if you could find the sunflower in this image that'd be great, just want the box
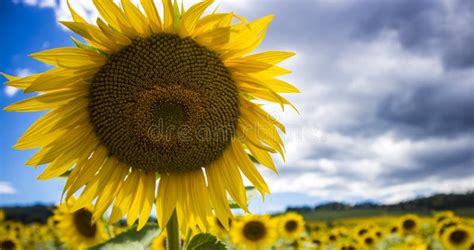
[442,225,473,250]
[278,212,305,240]
[53,197,109,249]
[389,224,400,234]
[399,214,421,235]
[435,217,460,239]
[3,0,297,233]
[359,232,377,249]
[309,232,327,250]
[434,211,455,224]
[230,215,277,250]
[0,209,4,222]
[0,235,21,250]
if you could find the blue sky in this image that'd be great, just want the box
[1,0,473,213]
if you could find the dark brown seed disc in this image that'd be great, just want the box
[284,220,298,232]
[88,33,239,173]
[243,221,267,241]
[73,208,97,238]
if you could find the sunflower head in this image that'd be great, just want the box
[278,212,306,240]
[4,0,297,233]
[231,215,277,250]
[399,214,421,235]
[0,235,21,250]
[442,225,472,249]
[53,198,109,249]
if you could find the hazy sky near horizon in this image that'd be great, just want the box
[0,0,473,213]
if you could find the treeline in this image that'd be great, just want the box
[1,204,54,224]
[286,192,474,213]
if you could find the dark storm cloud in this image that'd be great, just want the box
[379,145,474,185]
[351,0,474,69]
[377,81,474,138]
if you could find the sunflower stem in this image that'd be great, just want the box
[166,210,180,250]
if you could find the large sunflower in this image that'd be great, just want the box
[52,198,109,248]
[3,0,297,232]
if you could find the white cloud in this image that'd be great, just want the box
[13,0,56,8]
[4,68,33,97]
[0,182,16,194]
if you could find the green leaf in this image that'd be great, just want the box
[69,36,108,57]
[90,224,160,250]
[173,0,182,31]
[185,233,226,250]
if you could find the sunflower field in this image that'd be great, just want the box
[1,207,474,250]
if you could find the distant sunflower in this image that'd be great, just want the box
[278,212,305,240]
[53,198,109,249]
[231,215,277,250]
[359,232,377,249]
[434,211,455,224]
[0,235,21,250]
[3,0,297,232]
[436,217,460,239]
[442,225,472,250]
[389,224,400,234]
[399,214,421,235]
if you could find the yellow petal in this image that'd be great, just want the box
[25,68,86,93]
[205,164,232,230]
[60,21,119,53]
[162,0,174,32]
[230,140,270,195]
[121,0,151,37]
[246,142,277,173]
[67,0,87,23]
[138,172,156,230]
[140,0,162,33]
[3,73,40,90]
[96,18,132,47]
[244,51,295,65]
[30,48,106,68]
[156,173,178,228]
[178,0,213,37]
[4,89,87,112]
[93,162,128,221]
[127,171,146,226]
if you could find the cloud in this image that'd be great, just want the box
[13,0,56,8]
[4,68,33,97]
[0,182,16,194]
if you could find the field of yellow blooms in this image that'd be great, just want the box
[1,208,473,250]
